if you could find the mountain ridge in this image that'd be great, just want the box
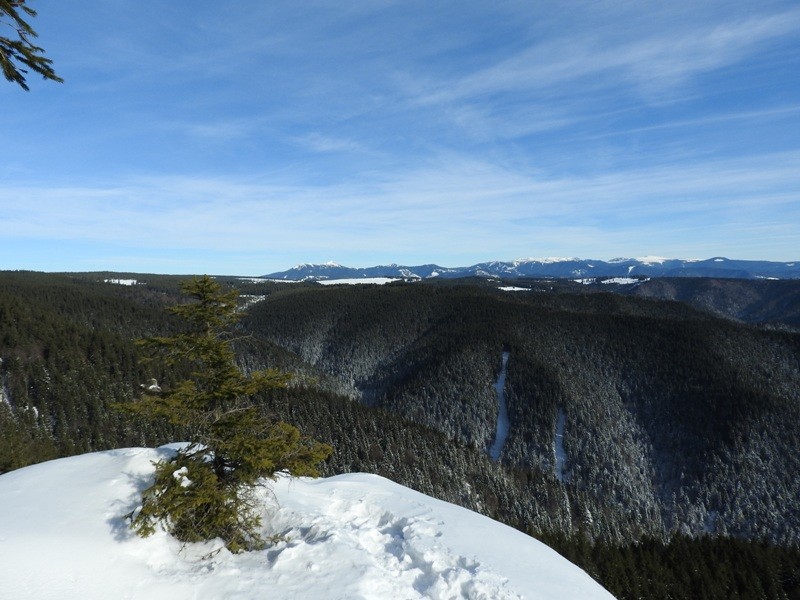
[263,257,800,281]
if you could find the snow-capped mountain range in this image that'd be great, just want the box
[264,257,800,281]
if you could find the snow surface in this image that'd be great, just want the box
[294,262,343,269]
[0,448,614,600]
[514,257,579,264]
[318,278,399,285]
[600,277,647,285]
[104,278,138,286]
[635,256,669,264]
[498,286,530,292]
[575,277,646,286]
[238,277,300,284]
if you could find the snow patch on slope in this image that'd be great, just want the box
[601,277,648,285]
[515,257,579,264]
[635,256,669,265]
[238,294,267,310]
[104,278,139,286]
[318,277,398,286]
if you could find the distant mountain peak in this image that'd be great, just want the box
[514,257,581,264]
[635,256,670,264]
[264,257,800,281]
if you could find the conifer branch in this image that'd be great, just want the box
[0,0,62,90]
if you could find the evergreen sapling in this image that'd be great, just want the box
[122,275,332,553]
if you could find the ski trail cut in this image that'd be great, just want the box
[555,408,569,483]
[489,351,510,462]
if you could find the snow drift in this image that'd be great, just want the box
[0,447,614,599]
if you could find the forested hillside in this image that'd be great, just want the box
[2,271,799,599]
[244,282,800,546]
[490,276,800,329]
[0,272,179,470]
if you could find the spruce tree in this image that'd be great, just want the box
[1,1,62,90]
[122,276,331,553]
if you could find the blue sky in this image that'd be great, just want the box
[2,0,799,275]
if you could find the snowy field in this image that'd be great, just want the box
[104,278,139,286]
[0,447,614,599]
[318,278,399,285]
[574,277,647,285]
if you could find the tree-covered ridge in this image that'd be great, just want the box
[0,273,177,470]
[541,533,800,600]
[623,277,800,329]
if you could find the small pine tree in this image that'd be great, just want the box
[122,276,332,553]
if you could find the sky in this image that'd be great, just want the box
[2,0,799,275]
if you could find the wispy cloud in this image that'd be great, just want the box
[413,6,800,104]
[292,133,367,154]
[574,104,800,141]
[167,118,266,140]
[395,4,800,146]
[3,1,799,272]
[2,149,798,271]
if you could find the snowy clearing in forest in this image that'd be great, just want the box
[318,278,399,285]
[601,277,648,285]
[104,278,138,286]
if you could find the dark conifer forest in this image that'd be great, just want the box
[1,271,799,599]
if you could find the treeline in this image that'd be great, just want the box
[507,276,800,329]
[628,277,800,329]
[0,272,323,472]
[0,272,187,471]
